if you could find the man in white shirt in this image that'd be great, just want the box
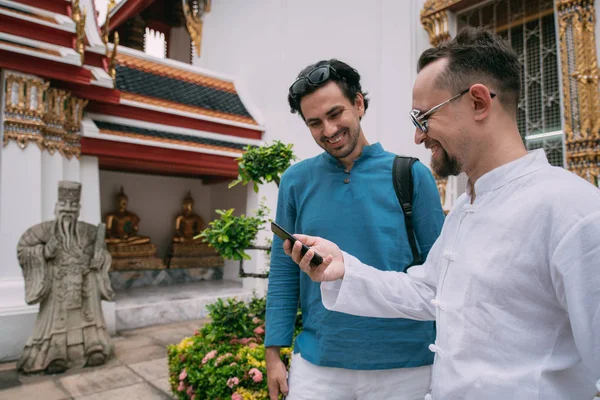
[282,27,600,400]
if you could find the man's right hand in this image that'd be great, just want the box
[284,234,345,282]
[266,347,288,400]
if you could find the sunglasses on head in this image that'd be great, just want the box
[289,65,339,99]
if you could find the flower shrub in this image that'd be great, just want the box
[168,296,302,400]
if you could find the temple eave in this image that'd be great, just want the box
[81,137,240,179]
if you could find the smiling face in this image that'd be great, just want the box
[412,58,471,178]
[299,81,366,162]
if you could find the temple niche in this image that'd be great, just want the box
[104,187,164,270]
[168,191,223,269]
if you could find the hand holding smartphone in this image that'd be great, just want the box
[271,221,323,267]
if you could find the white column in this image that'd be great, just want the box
[0,143,43,281]
[0,70,5,230]
[81,152,115,334]
[80,156,101,224]
[41,151,62,221]
[63,155,81,182]
[0,142,43,360]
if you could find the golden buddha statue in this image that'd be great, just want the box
[168,191,223,269]
[104,187,164,270]
[105,187,150,246]
[173,191,205,244]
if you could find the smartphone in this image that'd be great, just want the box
[271,221,323,266]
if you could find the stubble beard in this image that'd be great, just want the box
[323,124,361,161]
[432,147,462,178]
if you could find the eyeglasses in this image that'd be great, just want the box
[289,65,338,99]
[409,88,496,133]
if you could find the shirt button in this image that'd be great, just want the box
[344,178,350,184]
[428,344,438,353]
[424,394,433,400]
[430,298,444,310]
[344,169,350,173]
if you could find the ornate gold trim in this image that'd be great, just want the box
[422,11,451,46]
[557,0,600,184]
[72,0,85,64]
[108,32,119,81]
[3,74,87,159]
[3,74,49,149]
[183,0,212,57]
[102,4,111,45]
[421,0,466,45]
[2,130,44,149]
[421,0,464,18]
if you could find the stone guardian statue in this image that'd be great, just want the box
[16,181,114,374]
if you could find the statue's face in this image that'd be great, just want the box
[117,197,127,212]
[55,199,80,223]
[183,201,193,216]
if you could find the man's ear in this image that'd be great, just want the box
[469,84,493,121]
[354,93,365,118]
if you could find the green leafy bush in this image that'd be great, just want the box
[229,141,296,192]
[168,296,302,400]
[199,202,269,261]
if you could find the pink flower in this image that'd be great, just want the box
[177,381,186,392]
[216,353,233,366]
[253,326,265,335]
[179,369,187,381]
[202,349,218,364]
[252,317,262,324]
[191,395,197,400]
[226,376,240,389]
[238,338,252,345]
[248,368,263,383]
[229,362,238,367]
[186,386,194,396]
[232,394,243,400]
[248,342,258,349]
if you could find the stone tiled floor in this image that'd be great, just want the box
[0,319,206,400]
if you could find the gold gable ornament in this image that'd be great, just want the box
[183,0,212,58]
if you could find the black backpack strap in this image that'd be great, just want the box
[392,156,422,268]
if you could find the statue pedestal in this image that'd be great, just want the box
[167,243,224,269]
[107,243,165,271]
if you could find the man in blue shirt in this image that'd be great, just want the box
[265,59,444,400]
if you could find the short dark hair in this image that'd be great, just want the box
[417,27,521,113]
[288,59,370,119]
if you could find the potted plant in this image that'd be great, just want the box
[198,201,271,278]
[199,141,297,278]
[229,140,296,192]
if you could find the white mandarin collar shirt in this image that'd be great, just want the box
[321,150,600,400]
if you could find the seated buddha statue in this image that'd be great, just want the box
[173,191,205,244]
[105,187,151,246]
[169,191,222,269]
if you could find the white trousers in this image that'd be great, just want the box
[286,353,432,400]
